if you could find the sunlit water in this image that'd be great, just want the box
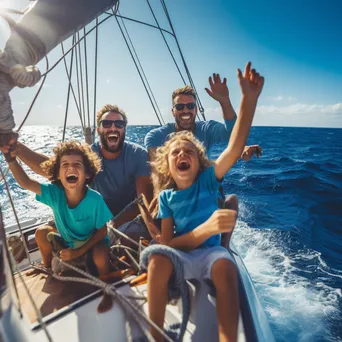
[0,125,341,342]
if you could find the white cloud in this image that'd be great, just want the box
[257,103,342,116]
[268,96,297,102]
[269,96,283,101]
[203,103,342,128]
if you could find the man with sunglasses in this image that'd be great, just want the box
[145,73,262,161]
[91,104,152,224]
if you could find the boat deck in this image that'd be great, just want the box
[15,268,98,324]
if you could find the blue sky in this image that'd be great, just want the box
[1,0,341,127]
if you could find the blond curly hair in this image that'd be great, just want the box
[96,104,128,127]
[40,141,102,187]
[150,131,212,217]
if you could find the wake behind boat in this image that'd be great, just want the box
[0,1,274,341]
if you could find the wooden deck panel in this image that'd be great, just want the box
[15,269,97,323]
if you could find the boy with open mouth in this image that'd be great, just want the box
[5,140,113,278]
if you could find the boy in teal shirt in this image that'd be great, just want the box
[6,140,113,276]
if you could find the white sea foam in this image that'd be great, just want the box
[233,220,341,341]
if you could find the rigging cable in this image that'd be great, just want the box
[61,36,80,141]
[83,27,91,127]
[93,17,99,137]
[117,10,165,125]
[76,32,86,127]
[145,0,202,122]
[16,56,49,132]
[0,209,53,342]
[111,14,175,37]
[113,10,163,126]
[145,0,186,85]
[159,0,206,120]
[40,12,116,78]
[74,37,85,128]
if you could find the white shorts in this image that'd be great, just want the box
[175,246,236,282]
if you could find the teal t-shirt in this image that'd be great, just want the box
[144,119,237,153]
[36,184,113,248]
[157,166,222,247]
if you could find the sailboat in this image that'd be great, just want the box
[0,1,274,341]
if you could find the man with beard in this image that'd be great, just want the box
[144,73,262,161]
[143,72,262,246]
[1,104,153,238]
[92,104,152,225]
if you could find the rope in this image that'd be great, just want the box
[0,72,15,133]
[145,0,187,86]
[7,235,26,263]
[75,34,85,127]
[16,56,49,132]
[0,210,53,342]
[140,244,190,342]
[83,27,91,128]
[114,11,163,126]
[61,37,84,137]
[93,17,99,141]
[0,164,31,264]
[77,31,86,128]
[117,10,165,126]
[112,14,174,37]
[38,252,171,342]
[160,0,206,120]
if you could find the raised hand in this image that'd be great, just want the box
[205,73,230,104]
[241,145,262,161]
[237,62,264,99]
[0,132,18,162]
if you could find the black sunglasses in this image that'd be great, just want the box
[100,119,126,129]
[173,102,196,111]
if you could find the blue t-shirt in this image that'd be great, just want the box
[36,184,113,248]
[91,141,150,216]
[157,166,222,247]
[144,119,236,152]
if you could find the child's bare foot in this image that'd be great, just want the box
[97,293,113,313]
[26,263,51,276]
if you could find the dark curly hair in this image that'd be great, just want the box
[40,141,102,187]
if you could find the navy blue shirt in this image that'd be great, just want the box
[91,141,150,216]
[144,119,236,152]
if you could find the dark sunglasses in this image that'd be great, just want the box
[173,102,196,111]
[100,119,126,129]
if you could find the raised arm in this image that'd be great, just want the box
[214,62,264,180]
[7,158,41,195]
[0,138,49,177]
[15,142,49,177]
[205,73,237,121]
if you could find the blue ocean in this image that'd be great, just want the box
[0,125,341,342]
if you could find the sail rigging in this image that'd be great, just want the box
[0,0,205,146]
